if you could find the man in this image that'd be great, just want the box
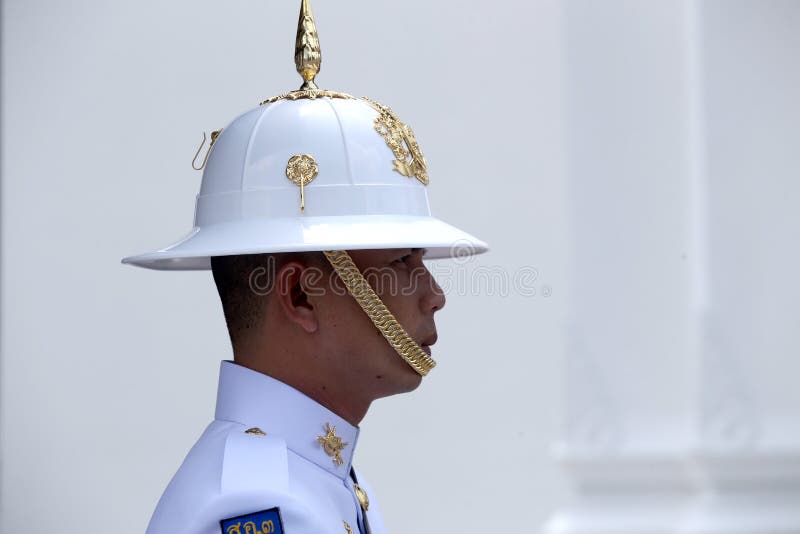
[212,250,443,424]
[123,1,486,532]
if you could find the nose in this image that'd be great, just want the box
[420,266,446,313]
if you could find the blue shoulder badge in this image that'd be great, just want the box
[220,507,284,534]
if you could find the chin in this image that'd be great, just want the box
[396,368,424,393]
[373,357,424,397]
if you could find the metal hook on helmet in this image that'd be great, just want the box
[191,129,223,171]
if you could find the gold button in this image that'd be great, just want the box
[354,483,369,512]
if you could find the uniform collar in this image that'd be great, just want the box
[214,360,360,480]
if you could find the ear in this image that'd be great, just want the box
[275,260,319,333]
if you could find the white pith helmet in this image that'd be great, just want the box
[121,4,487,271]
[123,95,487,270]
[122,0,488,376]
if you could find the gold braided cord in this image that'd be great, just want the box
[323,250,436,376]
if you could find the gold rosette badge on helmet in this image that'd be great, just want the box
[285,154,319,213]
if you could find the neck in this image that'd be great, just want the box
[234,350,371,426]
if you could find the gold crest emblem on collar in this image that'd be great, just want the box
[317,422,349,466]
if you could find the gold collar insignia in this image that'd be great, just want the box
[317,422,349,466]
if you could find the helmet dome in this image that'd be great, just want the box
[123,94,487,270]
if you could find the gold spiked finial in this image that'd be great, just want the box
[295,0,321,90]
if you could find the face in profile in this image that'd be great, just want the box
[311,248,446,396]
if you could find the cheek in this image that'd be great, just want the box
[372,268,413,304]
[377,290,420,327]
[322,268,422,348]
[318,293,375,340]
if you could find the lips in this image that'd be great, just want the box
[420,332,437,355]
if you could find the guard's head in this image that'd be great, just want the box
[210,248,445,397]
[119,0,486,425]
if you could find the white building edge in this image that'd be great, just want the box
[547,1,800,532]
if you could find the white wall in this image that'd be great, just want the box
[0,1,567,532]
[549,1,800,532]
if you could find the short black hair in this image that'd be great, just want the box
[210,252,327,346]
[210,254,269,343]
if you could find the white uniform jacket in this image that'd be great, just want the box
[146,361,387,534]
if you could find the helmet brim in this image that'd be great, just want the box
[121,215,488,271]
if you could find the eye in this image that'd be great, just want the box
[392,254,412,266]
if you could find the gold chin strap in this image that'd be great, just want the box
[323,250,436,376]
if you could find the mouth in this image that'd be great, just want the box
[420,333,438,356]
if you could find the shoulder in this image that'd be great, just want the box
[147,421,319,534]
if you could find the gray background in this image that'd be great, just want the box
[1,0,567,532]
